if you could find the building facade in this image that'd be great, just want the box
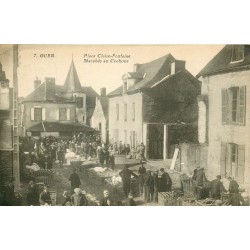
[197,45,250,191]
[21,60,98,138]
[108,54,200,160]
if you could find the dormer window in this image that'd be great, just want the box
[231,45,244,63]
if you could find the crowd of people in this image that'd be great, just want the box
[191,166,246,206]
[20,133,103,169]
[118,164,172,204]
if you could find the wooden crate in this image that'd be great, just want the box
[158,192,181,206]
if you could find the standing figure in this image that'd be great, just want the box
[69,169,81,193]
[109,153,115,170]
[119,165,137,197]
[158,168,172,192]
[210,175,226,199]
[228,177,239,194]
[152,170,159,202]
[144,170,154,202]
[139,142,145,162]
[138,163,146,197]
[57,146,64,168]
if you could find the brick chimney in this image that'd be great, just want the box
[34,77,41,89]
[100,87,106,97]
[45,77,55,101]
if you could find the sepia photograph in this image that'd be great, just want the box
[0,44,249,206]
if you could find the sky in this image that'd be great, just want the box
[0,44,224,97]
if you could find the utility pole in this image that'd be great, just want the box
[12,44,20,188]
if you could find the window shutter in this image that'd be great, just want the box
[237,145,245,183]
[221,89,228,124]
[31,108,34,121]
[67,109,70,120]
[220,142,227,177]
[238,86,246,125]
[56,109,59,121]
[42,108,46,121]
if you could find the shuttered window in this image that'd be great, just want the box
[132,102,135,121]
[239,86,246,125]
[221,89,228,124]
[221,142,245,183]
[221,86,246,125]
[59,108,67,121]
[34,107,42,121]
[124,104,127,121]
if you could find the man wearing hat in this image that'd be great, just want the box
[158,168,172,192]
[210,175,226,199]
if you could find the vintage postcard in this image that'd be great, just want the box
[0,44,249,206]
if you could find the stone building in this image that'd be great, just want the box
[0,62,14,191]
[197,45,250,191]
[108,54,200,160]
[21,60,98,138]
[91,88,109,144]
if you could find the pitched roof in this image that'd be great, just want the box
[26,121,96,132]
[99,97,109,119]
[82,86,99,97]
[64,60,83,92]
[24,82,46,102]
[108,54,186,97]
[197,45,250,77]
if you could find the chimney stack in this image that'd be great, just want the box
[100,87,106,97]
[34,77,41,89]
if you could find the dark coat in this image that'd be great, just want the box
[229,180,239,194]
[193,169,207,186]
[27,184,40,205]
[210,179,226,199]
[119,168,137,183]
[159,172,172,192]
[69,173,81,189]
[144,173,154,188]
[152,173,159,191]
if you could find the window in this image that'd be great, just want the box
[132,102,135,121]
[220,143,245,183]
[34,107,42,121]
[76,97,84,108]
[59,108,67,121]
[231,45,244,63]
[124,103,127,121]
[221,86,246,125]
[116,104,119,120]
